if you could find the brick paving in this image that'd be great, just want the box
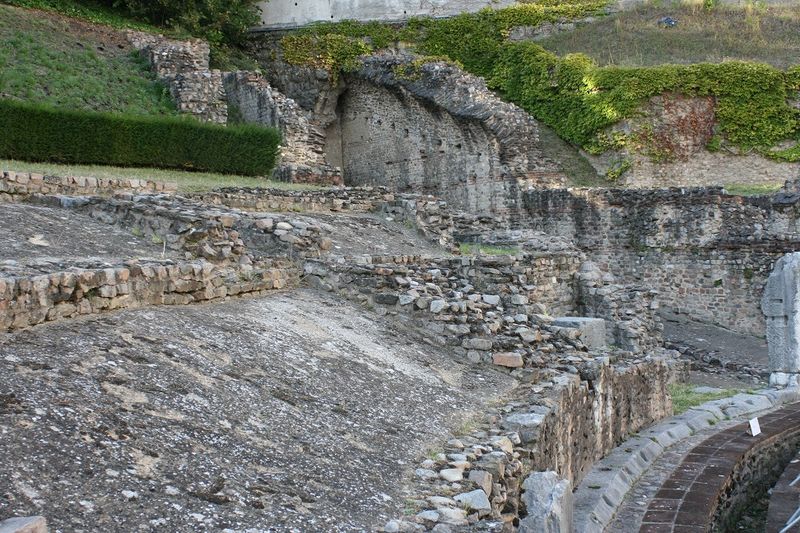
[639,402,800,532]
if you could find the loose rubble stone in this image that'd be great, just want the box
[454,489,491,513]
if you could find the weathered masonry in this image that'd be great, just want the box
[469,186,800,337]
[247,43,567,208]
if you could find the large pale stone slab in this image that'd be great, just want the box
[762,253,800,386]
[552,317,606,350]
[518,472,572,533]
[0,517,47,533]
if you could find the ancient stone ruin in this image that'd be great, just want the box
[3,7,800,533]
[763,253,800,387]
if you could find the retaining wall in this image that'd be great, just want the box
[519,187,800,336]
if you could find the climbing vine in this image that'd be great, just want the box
[279,0,800,159]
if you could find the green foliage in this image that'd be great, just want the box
[281,34,371,82]
[604,158,631,181]
[412,0,608,78]
[290,0,608,79]
[1,0,262,68]
[0,5,175,115]
[706,135,722,152]
[2,0,159,31]
[724,182,783,196]
[0,99,281,176]
[491,43,799,153]
[107,0,260,47]
[391,55,462,81]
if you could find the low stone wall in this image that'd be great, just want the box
[193,186,392,213]
[525,359,673,486]
[1,170,177,199]
[306,251,665,374]
[0,188,337,332]
[386,355,676,531]
[193,186,460,251]
[0,258,296,331]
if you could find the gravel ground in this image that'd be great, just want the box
[0,289,514,532]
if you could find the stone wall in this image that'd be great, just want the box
[1,170,176,199]
[517,187,800,336]
[306,251,664,362]
[126,31,228,124]
[526,358,673,486]
[0,186,340,332]
[0,258,295,331]
[386,356,675,531]
[247,40,566,211]
[339,53,565,214]
[223,71,343,184]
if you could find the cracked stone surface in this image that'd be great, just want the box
[0,203,176,268]
[0,289,515,532]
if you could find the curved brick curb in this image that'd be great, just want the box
[573,388,800,533]
[638,400,800,532]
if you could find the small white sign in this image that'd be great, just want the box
[748,417,761,437]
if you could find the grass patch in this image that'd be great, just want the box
[459,243,520,256]
[1,0,162,32]
[723,182,784,196]
[0,1,258,70]
[0,4,176,115]
[1,159,324,193]
[538,3,800,69]
[670,383,739,415]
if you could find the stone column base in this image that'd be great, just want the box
[770,372,800,387]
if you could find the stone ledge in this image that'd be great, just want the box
[0,258,298,332]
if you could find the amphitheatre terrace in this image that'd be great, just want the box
[2,0,800,532]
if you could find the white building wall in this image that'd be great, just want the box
[256,0,516,29]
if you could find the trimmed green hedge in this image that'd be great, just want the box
[0,99,281,175]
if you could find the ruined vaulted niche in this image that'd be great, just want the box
[331,80,499,210]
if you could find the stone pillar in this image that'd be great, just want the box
[762,252,800,387]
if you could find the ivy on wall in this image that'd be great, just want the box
[279,0,800,161]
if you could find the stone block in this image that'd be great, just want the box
[0,517,47,533]
[518,472,572,533]
[552,317,606,350]
[492,352,524,368]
